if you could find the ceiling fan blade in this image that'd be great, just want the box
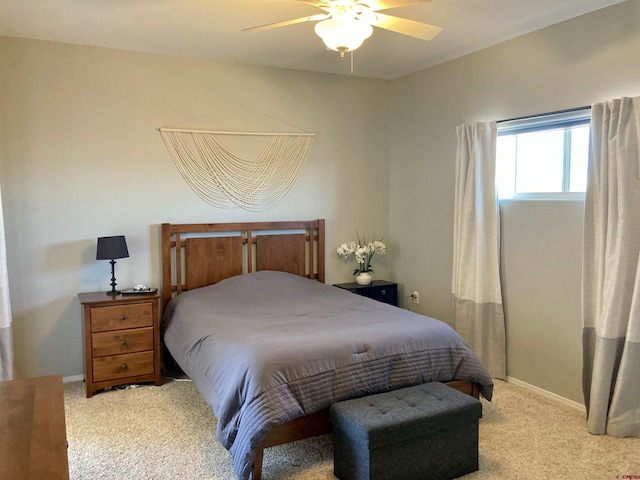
[370,12,442,41]
[243,13,330,33]
[296,0,332,12]
[364,0,432,12]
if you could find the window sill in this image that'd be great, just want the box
[499,192,585,202]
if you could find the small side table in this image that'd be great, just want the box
[333,280,398,306]
[78,291,163,397]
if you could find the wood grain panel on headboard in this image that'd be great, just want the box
[185,236,243,290]
[161,220,325,308]
[256,234,306,277]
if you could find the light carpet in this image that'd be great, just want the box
[63,379,639,479]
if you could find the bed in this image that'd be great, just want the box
[160,219,493,480]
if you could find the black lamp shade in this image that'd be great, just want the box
[96,236,129,260]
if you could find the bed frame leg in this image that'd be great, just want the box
[252,448,264,480]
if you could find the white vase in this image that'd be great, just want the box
[355,272,372,286]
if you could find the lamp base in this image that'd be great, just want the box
[105,259,121,296]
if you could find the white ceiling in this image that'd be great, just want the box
[0,0,628,79]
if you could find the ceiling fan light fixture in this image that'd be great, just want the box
[314,17,373,57]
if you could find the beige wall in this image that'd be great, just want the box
[389,0,640,403]
[0,37,390,378]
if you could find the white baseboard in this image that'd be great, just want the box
[63,374,84,383]
[507,376,585,411]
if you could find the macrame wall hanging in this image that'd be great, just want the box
[159,126,314,211]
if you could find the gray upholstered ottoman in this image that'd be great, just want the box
[329,382,482,480]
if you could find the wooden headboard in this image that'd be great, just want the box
[161,219,325,308]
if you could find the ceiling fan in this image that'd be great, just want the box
[243,0,442,58]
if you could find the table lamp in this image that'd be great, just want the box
[96,235,129,295]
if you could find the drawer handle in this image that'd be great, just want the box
[121,339,127,346]
[120,315,127,321]
[381,289,387,295]
[121,364,128,370]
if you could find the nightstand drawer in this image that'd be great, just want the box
[92,351,155,382]
[90,303,153,332]
[91,327,154,358]
[333,280,398,307]
[370,285,397,304]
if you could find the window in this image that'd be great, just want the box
[496,108,591,199]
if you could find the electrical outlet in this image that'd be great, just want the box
[412,291,419,304]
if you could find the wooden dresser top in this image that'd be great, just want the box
[0,375,69,480]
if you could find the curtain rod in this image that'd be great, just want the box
[498,105,591,124]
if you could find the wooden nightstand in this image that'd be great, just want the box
[333,280,398,306]
[78,292,163,398]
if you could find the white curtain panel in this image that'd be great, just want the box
[451,122,506,379]
[0,185,13,381]
[583,97,640,437]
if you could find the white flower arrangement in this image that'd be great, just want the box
[337,234,387,276]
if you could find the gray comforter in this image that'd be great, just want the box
[162,271,493,480]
